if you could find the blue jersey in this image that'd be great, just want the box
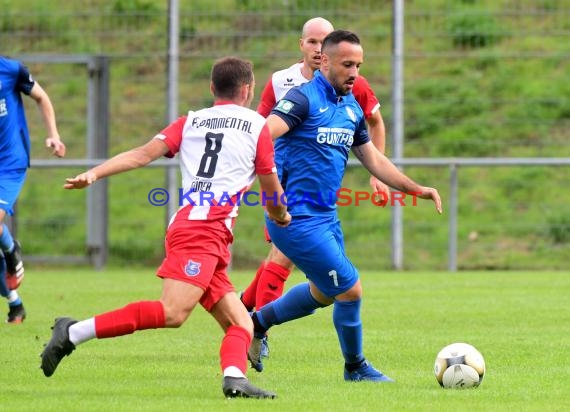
[0,56,35,171]
[271,70,369,217]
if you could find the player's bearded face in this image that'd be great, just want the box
[323,42,363,96]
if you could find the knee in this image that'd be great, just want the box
[270,246,294,270]
[168,315,186,328]
[337,281,362,301]
[162,303,192,328]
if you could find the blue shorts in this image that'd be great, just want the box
[0,169,27,215]
[265,213,359,298]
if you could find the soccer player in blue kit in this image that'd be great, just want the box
[0,56,66,323]
[248,30,443,382]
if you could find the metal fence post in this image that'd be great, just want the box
[391,0,405,270]
[86,55,109,270]
[166,0,180,227]
[449,163,458,271]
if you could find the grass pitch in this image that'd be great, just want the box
[1,268,569,411]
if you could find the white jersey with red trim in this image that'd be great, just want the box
[270,62,307,102]
[257,62,381,119]
[156,102,276,226]
[257,63,307,117]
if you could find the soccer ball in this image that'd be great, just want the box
[434,342,485,389]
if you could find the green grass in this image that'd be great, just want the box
[1,268,569,411]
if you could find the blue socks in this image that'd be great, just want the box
[0,224,15,253]
[252,282,365,367]
[333,299,365,365]
[255,282,324,332]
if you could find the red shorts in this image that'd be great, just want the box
[157,218,234,312]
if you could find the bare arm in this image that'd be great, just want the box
[258,172,291,227]
[64,138,170,189]
[255,117,291,225]
[365,109,390,197]
[352,142,442,214]
[366,110,386,154]
[29,82,66,157]
[266,114,291,140]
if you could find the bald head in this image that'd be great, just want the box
[299,17,335,75]
[301,17,334,39]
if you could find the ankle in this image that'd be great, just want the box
[251,312,267,335]
[345,358,366,372]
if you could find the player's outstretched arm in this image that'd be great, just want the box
[29,82,66,158]
[64,138,170,190]
[352,142,443,214]
[258,172,291,227]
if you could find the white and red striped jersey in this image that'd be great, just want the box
[257,62,381,119]
[156,101,276,225]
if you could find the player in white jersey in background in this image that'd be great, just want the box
[40,56,290,399]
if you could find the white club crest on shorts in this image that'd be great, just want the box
[185,260,201,276]
[345,106,356,122]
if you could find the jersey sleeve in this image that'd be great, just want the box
[254,123,277,175]
[155,116,187,158]
[16,62,35,95]
[352,116,370,146]
[256,77,277,118]
[353,76,380,119]
[270,87,309,131]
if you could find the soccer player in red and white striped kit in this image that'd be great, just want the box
[40,56,290,399]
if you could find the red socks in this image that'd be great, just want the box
[94,300,166,339]
[241,261,293,311]
[256,261,291,309]
[220,325,251,374]
[240,261,266,311]
[94,301,251,375]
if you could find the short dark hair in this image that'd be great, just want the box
[322,30,361,53]
[210,57,254,99]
